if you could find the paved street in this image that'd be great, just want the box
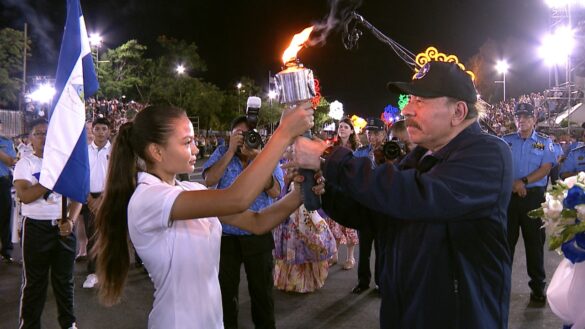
[0,159,565,328]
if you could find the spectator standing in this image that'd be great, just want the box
[0,119,16,262]
[14,119,82,329]
[502,103,556,306]
[273,146,336,293]
[559,144,585,179]
[327,118,360,270]
[82,118,111,289]
[350,117,387,294]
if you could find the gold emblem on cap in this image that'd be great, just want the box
[413,46,475,81]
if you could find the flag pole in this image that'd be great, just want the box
[39,0,99,234]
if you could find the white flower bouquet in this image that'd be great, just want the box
[528,172,585,254]
[528,173,585,329]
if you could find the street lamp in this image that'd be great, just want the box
[268,90,277,105]
[495,60,509,101]
[237,82,243,113]
[176,64,186,75]
[88,33,102,68]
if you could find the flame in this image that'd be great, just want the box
[282,26,314,64]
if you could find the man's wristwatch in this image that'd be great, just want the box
[521,177,529,184]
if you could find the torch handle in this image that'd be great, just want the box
[300,130,321,211]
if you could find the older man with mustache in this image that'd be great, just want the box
[292,61,513,329]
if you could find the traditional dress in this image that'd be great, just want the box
[273,191,337,293]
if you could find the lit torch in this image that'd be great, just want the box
[275,26,321,211]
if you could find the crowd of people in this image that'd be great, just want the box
[3,60,585,328]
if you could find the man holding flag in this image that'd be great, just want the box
[15,0,98,328]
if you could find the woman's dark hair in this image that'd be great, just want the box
[94,105,186,306]
[334,117,360,151]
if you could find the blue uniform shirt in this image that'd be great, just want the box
[0,136,15,177]
[560,145,585,177]
[202,145,284,235]
[502,131,556,188]
[354,145,376,168]
[565,141,584,156]
[553,143,563,161]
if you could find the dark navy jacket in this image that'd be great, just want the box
[321,122,512,329]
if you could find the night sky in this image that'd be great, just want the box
[1,0,555,117]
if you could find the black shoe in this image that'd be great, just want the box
[352,284,369,294]
[529,291,546,307]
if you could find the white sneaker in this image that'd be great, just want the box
[68,322,78,329]
[83,274,98,288]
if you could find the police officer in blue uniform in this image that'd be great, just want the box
[351,117,386,294]
[548,135,564,183]
[559,144,585,179]
[502,102,556,306]
[0,119,16,262]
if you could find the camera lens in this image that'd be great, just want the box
[244,131,263,149]
[382,141,403,161]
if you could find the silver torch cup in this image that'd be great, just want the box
[275,61,321,211]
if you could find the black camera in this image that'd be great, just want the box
[244,96,263,149]
[382,139,406,161]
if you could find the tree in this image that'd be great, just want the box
[314,97,331,131]
[97,40,149,101]
[466,39,499,103]
[0,28,31,108]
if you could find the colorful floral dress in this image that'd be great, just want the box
[273,202,337,293]
[326,140,359,246]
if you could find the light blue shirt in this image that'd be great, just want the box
[502,131,556,188]
[0,136,15,177]
[353,145,376,168]
[202,145,284,235]
[560,146,585,177]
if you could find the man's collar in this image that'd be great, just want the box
[90,140,111,150]
[431,121,482,161]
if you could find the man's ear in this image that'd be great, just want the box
[452,101,468,126]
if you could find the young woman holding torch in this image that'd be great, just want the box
[93,104,317,328]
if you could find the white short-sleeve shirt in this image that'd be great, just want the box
[128,172,223,329]
[88,141,111,193]
[13,154,62,219]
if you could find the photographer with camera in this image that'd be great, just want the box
[350,117,386,294]
[388,119,415,162]
[202,98,282,329]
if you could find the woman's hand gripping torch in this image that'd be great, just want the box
[275,62,321,211]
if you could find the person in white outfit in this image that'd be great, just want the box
[82,117,111,289]
[93,104,316,328]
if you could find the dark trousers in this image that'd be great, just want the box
[549,165,560,185]
[507,187,546,293]
[0,175,13,257]
[19,218,76,329]
[81,192,101,274]
[357,225,380,287]
[219,234,275,329]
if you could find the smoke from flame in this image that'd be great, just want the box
[308,0,363,47]
[282,26,314,64]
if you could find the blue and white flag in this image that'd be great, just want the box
[40,0,99,203]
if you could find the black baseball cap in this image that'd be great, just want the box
[365,118,385,131]
[514,103,534,116]
[387,61,478,103]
